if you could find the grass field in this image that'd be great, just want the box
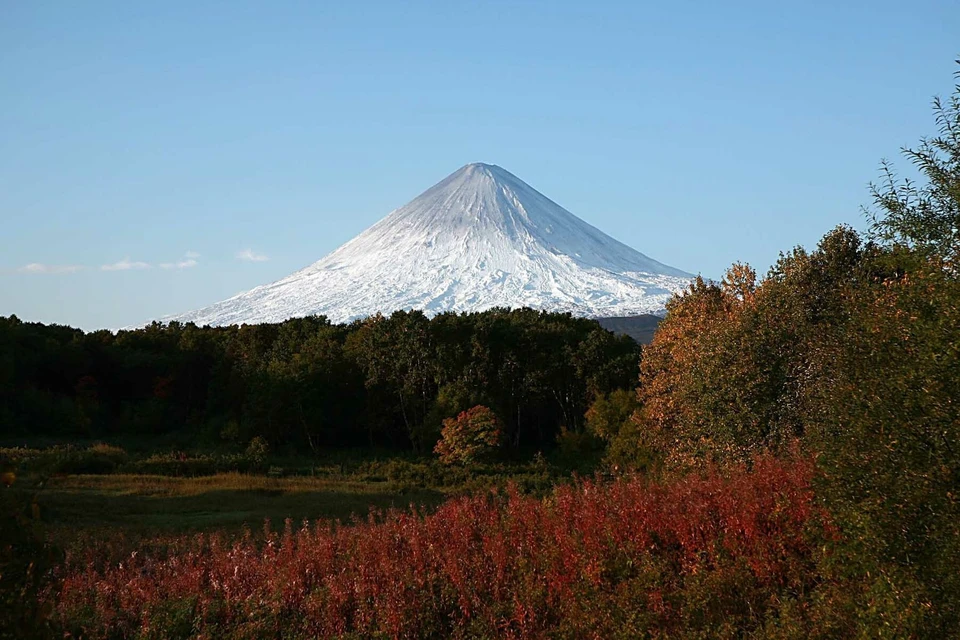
[3,443,567,554]
[24,473,446,550]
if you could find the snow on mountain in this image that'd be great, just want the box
[165,163,694,326]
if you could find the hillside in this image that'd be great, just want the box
[595,314,663,344]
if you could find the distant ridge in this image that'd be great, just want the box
[166,163,693,326]
[596,314,663,345]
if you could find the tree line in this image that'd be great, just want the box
[0,308,639,454]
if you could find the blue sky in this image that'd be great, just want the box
[2,1,958,329]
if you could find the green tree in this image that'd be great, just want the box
[583,389,648,470]
[867,61,960,260]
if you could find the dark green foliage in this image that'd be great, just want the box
[2,443,129,477]
[2,443,278,478]
[0,487,58,639]
[867,61,960,260]
[0,310,639,456]
[244,436,269,469]
[583,388,648,470]
[805,256,960,634]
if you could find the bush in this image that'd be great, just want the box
[434,405,503,465]
[245,436,270,470]
[582,389,651,471]
[0,444,130,477]
[124,452,218,477]
[62,443,129,475]
[1,490,58,639]
[50,456,827,639]
[554,426,605,474]
[420,380,477,454]
[555,424,601,458]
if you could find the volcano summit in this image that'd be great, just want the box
[168,163,693,326]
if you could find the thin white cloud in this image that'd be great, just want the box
[160,258,198,270]
[160,253,200,270]
[14,252,199,275]
[236,248,269,262]
[101,258,151,271]
[17,263,84,274]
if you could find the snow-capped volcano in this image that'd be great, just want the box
[167,163,693,326]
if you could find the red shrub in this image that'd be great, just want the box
[50,456,825,639]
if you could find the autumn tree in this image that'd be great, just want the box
[434,405,503,465]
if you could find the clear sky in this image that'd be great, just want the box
[2,1,958,330]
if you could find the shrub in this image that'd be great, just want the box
[582,389,650,471]
[554,426,603,472]
[1,490,59,639]
[124,452,217,477]
[245,436,270,470]
[50,456,826,639]
[434,405,503,465]
[75,443,129,473]
[41,444,130,476]
[584,389,636,441]
[420,380,477,453]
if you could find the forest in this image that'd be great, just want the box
[2,64,960,639]
[0,308,639,455]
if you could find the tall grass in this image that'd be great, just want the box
[50,455,826,639]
